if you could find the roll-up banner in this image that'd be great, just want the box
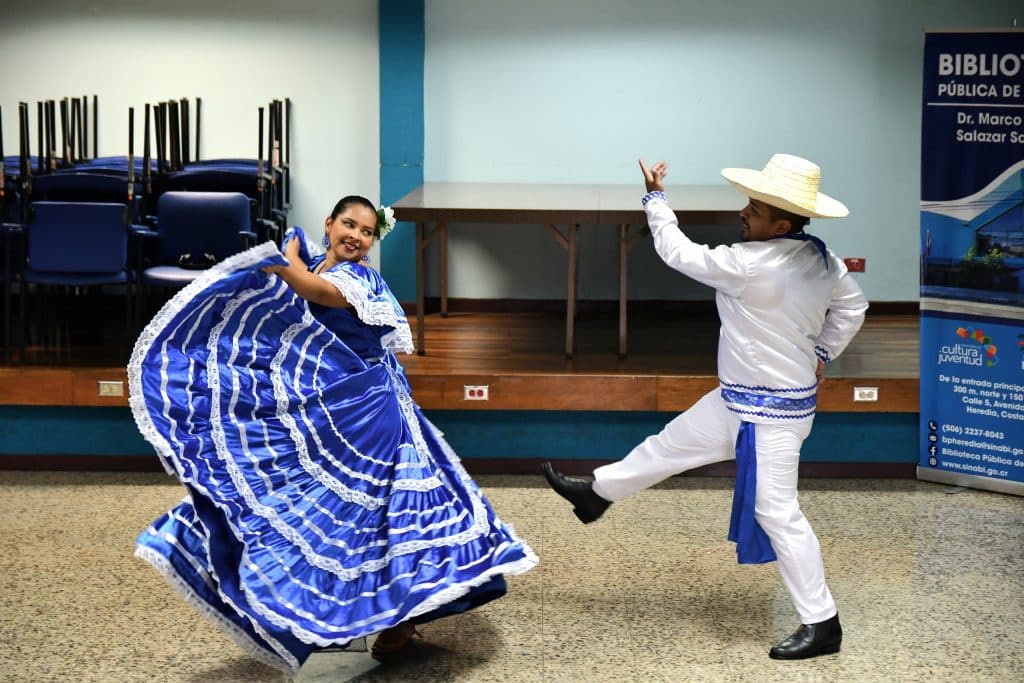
[919,30,1024,496]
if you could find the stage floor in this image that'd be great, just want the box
[0,309,919,412]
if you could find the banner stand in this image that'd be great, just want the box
[918,30,1024,497]
[916,466,1024,497]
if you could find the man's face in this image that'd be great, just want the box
[738,199,790,242]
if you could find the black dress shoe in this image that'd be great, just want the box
[769,613,842,660]
[542,461,610,524]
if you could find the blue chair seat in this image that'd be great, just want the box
[142,265,209,285]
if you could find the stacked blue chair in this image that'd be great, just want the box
[1,220,15,360]
[2,102,37,359]
[162,160,282,243]
[1,162,22,352]
[2,98,289,362]
[2,157,22,223]
[1,153,37,222]
[33,171,137,201]
[134,191,256,320]
[16,201,134,354]
[32,172,142,223]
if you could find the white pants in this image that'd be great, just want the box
[593,389,837,624]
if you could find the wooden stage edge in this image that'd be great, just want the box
[0,367,919,413]
[0,305,921,413]
[0,454,917,479]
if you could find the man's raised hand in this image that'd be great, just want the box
[639,159,668,193]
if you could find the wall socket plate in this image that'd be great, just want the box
[98,380,125,397]
[853,386,879,402]
[464,385,489,400]
[844,257,866,272]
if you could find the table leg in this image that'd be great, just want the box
[416,221,425,355]
[3,234,9,362]
[566,223,579,357]
[619,223,627,358]
[440,223,448,317]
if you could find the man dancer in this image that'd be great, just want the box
[543,154,868,660]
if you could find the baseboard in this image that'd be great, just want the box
[0,454,916,478]
[865,301,920,315]
[0,455,167,471]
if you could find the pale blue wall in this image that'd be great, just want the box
[422,0,1020,302]
[3,1,1018,302]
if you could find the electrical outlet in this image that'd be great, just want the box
[97,380,124,397]
[844,257,866,272]
[464,385,489,401]
[853,386,879,402]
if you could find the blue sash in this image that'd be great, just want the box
[727,421,778,564]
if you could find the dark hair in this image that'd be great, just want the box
[329,195,380,235]
[766,204,810,234]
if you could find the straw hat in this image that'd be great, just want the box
[721,154,848,218]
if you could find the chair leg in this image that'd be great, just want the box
[32,285,40,352]
[48,287,54,352]
[18,279,26,360]
[137,278,146,332]
[53,287,60,357]
[56,286,64,357]
[3,242,9,363]
[50,286,59,356]
[2,272,8,364]
[34,285,44,353]
[125,281,133,345]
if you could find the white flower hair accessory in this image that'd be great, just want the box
[377,205,396,239]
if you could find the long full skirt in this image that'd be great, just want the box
[130,243,538,673]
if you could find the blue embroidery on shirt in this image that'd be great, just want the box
[720,380,818,394]
[642,191,667,207]
[727,406,817,420]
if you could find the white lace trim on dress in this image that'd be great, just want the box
[320,267,414,354]
[134,544,298,674]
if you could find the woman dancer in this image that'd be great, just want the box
[131,196,537,674]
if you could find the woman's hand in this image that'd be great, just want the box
[815,359,826,385]
[639,159,667,193]
[262,236,303,274]
[284,234,302,261]
[259,234,348,307]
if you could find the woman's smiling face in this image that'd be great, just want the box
[324,204,377,262]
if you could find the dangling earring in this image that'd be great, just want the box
[322,234,330,248]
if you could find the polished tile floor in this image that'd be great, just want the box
[1,471,1021,682]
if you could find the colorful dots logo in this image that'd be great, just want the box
[954,326,999,367]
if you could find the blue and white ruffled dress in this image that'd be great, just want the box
[130,233,538,674]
